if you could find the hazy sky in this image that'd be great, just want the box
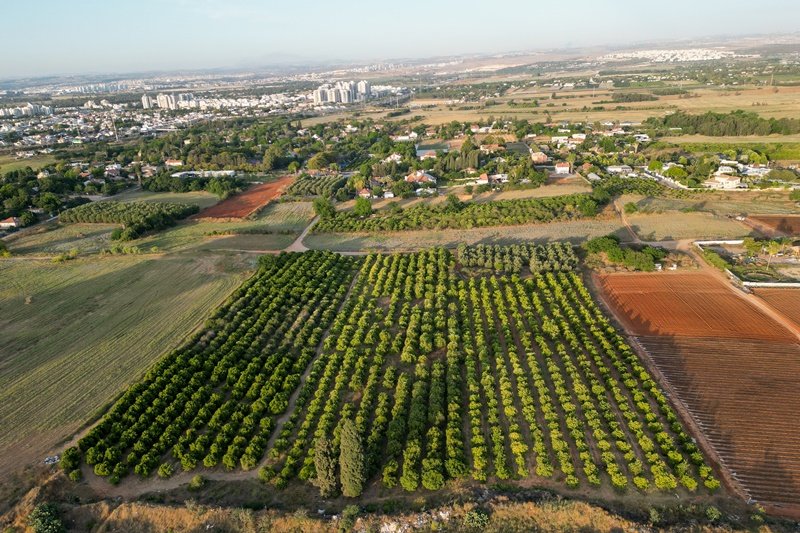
[2,0,798,78]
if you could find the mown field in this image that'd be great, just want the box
[73,248,720,502]
[0,153,57,174]
[623,191,799,217]
[626,212,751,242]
[0,254,253,480]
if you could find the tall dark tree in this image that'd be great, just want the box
[339,418,366,497]
[314,436,338,498]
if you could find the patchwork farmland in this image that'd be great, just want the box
[69,247,720,499]
[596,272,800,510]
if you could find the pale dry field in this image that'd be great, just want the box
[628,212,751,241]
[0,254,253,480]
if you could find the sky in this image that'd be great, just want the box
[2,0,799,79]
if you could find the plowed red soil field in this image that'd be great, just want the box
[755,288,800,329]
[193,176,294,219]
[748,215,800,237]
[596,271,800,511]
[597,272,795,342]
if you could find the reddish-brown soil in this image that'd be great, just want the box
[748,215,800,237]
[597,272,795,342]
[193,176,293,219]
[596,271,800,510]
[755,288,800,328]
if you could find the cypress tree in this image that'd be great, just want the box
[314,436,338,498]
[339,418,366,497]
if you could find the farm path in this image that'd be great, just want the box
[613,198,640,244]
[284,216,319,252]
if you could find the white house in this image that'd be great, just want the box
[383,153,403,164]
[554,162,571,175]
[706,175,742,190]
[606,165,633,175]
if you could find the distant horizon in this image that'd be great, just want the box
[2,31,797,84]
[2,0,800,80]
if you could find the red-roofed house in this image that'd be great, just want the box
[0,217,22,229]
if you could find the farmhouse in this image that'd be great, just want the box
[0,217,22,229]
[357,188,372,199]
[554,162,571,175]
[405,170,437,185]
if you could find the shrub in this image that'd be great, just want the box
[158,463,174,478]
[68,469,83,482]
[705,506,722,522]
[463,508,490,530]
[188,474,206,490]
[28,503,65,533]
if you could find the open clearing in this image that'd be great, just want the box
[0,154,56,174]
[0,254,253,481]
[4,223,119,256]
[748,215,800,237]
[596,271,800,510]
[627,212,751,242]
[193,176,293,219]
[755,288,800,328]
[625,191,799,217]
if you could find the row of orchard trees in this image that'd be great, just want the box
[60,201,199,240]
[457,242,578,274]
[253,247,719,498]
[314,193,601,232]
[67,252,359,484]
[284,174,347,198]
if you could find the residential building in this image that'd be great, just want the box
[706,175,742,190]
[530,151,548,164]
[554,162,571,174]
[405,170,437,185]
[0,217,21,229]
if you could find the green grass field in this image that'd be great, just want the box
[113,189,221,209]
[622,191,799,216]
[0,154,57,174]
[0,254,254,480]
[4,223,119,256]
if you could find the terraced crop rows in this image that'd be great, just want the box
[74,247,719,497]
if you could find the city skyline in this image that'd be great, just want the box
[2,0,800,79]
